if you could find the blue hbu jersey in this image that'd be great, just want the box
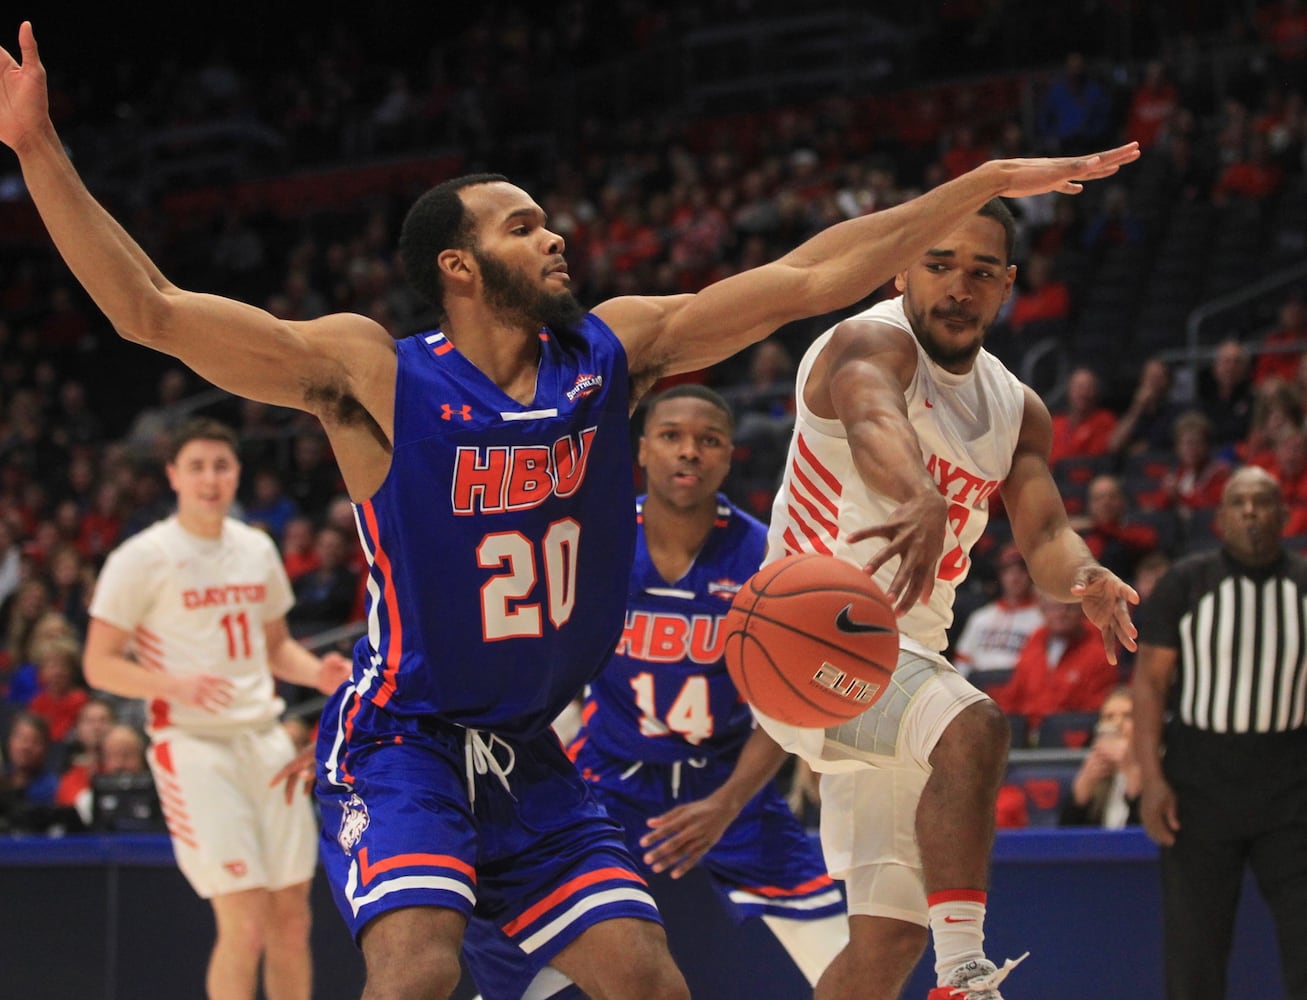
[579,495,767,764]
[349,316,635,738]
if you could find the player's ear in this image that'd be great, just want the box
[438,248,474,286]
[1002,263,1017,302]
[636,435,649,468]
[894,271,907,293]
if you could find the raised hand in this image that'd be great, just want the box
[1071,564,1140,665]
[992,142,1142,198]
[0,22,49,152]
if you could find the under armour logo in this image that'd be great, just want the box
[441,403,472,421]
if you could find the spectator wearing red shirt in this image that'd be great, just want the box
[27,636,88,743]
[1147,411,1231,514]
[1050,367,1117,465]
[54,695,116,821]
[993,596,1119,732]
[1212,131,1285,205]
[1254,296,1307,385]
[940,124,990,180]
[1262,0,1307,82]
[1007,252,1071,333]
[76,480,123,561]
[1125,60,1180,149]
[1259,429,1307,534]
[1071,474,1161,580]
[281,516,321,582]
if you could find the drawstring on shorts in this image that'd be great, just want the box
[464,729,517,805]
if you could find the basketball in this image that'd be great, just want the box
[724,553,899,728]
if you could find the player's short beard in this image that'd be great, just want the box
[904,296,987,370]
[475,247,586,335]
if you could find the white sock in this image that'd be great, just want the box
[927,889,987,984]
[761,913,850,986]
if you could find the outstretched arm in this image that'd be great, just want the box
[0,23,393,423]
[598,143,1140,381]
[823,321,948,613]
[1002,387,1139,662]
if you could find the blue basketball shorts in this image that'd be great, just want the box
[315,684,663,981]
[572,741,845,922]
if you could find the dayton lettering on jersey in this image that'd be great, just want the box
[182,584,267,609]
[451,427,598,515]
[925,454,1002,508]
[616,611,727,664]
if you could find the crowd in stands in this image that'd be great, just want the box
[5,1,1307,834]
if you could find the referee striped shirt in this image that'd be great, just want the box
[1137,549,1307,734]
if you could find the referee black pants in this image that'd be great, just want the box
[1160,820,1307,1000]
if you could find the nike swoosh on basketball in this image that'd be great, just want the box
[834,605,894,635]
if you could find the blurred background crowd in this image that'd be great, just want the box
[2,0,1306,833]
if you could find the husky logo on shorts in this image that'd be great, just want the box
[337,793,370,855]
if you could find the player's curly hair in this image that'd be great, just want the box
[400,173,509,321]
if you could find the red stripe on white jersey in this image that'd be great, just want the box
[785,505,834,555]
[796,434,843,498]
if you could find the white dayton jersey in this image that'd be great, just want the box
[767,295,1026,653]
[90,516,295,735]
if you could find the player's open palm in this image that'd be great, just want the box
[846,490,948,614]
[1071,565,1140,665]
[0,23,48,151]
[994,142,1141,197]
[640,797,736,879]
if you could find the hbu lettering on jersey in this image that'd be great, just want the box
[616,611,726,664]
[451,427,598,514]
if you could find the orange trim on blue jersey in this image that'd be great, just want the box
[502,866,647,937]
[358,847,477,888]
[433,340,454,356]
[737,873,834,897]
[338,688,363,784]
[360,500,404,708]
